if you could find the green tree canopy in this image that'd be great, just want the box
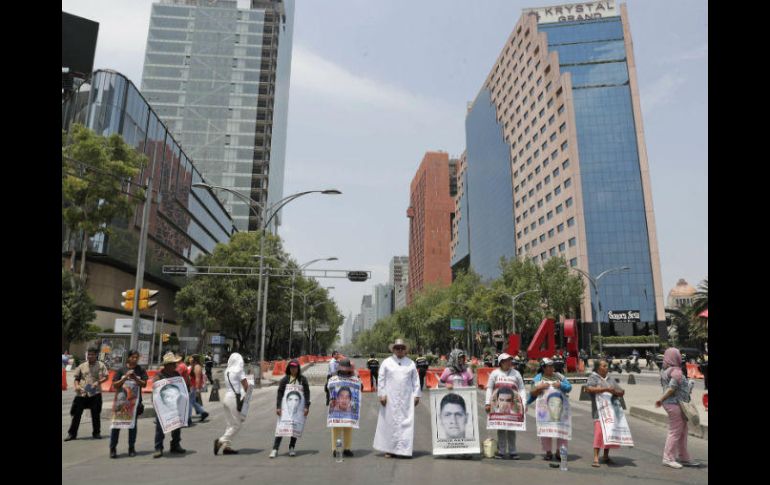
[62,269,97,351]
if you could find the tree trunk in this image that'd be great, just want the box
[79,230,88,281]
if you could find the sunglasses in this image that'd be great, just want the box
[393,346,406,350]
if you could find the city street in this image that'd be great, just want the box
[62,363,707,484]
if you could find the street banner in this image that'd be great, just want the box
[327,378,361,428]
[239,375,255,419]
[110,379,141,429]
[430,388,481,455]
[596,392,634,446]
[535,385,572,440]
[450,319,465,331]
[487,376,527,431]
[275,383,306,437]
[152,376,189,433]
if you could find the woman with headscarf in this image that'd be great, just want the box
[439,349,474,389]
[214,353,250,456]
[270,359,311,458]
[655,347,700,469]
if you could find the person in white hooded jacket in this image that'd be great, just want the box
[214,353,250,455]
[485,353,527,459]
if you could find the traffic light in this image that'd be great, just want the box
[162,333,170,343]
[121,288,159,310]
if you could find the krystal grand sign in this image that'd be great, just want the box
[523,1,618,24]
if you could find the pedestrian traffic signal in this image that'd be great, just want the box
[121,288,159,310]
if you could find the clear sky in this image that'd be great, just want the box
[62,0,708,324]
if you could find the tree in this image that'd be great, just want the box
[62,269,97,351]
[62,124,145,280]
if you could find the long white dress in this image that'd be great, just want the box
[373,355,422,456]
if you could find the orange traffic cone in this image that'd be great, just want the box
[62,368,68,390]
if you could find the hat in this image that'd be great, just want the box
[162,352,182,365]
[337,358,353,372]
[498,353,513,362]
[541,357,554,366]
[389,338,409,352]
[288,360,300,367]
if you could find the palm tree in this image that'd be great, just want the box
[691,278,708,315]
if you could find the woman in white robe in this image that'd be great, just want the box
[373,339,422,457]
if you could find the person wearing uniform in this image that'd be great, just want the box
[414,354,429,390]
[367,354,380,391]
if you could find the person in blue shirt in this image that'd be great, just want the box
[529,357,572,462]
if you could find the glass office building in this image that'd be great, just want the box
[63,69,236,288]
[141,0,294,232]
[458,1,665,333]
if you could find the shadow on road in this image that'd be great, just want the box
[291,450,319,457]
[604,456,638,468]
[233,448,263,455]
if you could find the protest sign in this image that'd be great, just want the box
[275,383,306,437]
[535,385,571,440]
[487,376,527,431]
[327,377,361,428]
[596,392,634,446]
[110,379,140,429]
[152,376,189,433]
[430,387,480,455]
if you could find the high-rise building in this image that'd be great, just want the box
[406,151,454,305]
[361,295,375,331]
[457,0,665,333]
[389,256,409,311]
[141,0,294,232]
[374,283,393,321]
[352,313,364,340]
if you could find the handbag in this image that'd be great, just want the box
[679,400,700,426]
[137,402,145,416]
[227,372,244,412]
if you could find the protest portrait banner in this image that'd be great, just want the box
[487,376,527,431]
[110,379,140,429]
[152,376,189,433]
[535,385,572,440]
[239,375,255,419]
[327,378,361,428]
[430,387,480,455]
[275,383,306,437]
[596,392,634,446]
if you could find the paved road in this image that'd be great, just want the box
[62,363,708,484]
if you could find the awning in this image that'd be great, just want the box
[698,309,708,318]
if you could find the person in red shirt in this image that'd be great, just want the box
[188,355,209,422]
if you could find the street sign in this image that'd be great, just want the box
[347,271,369,282]
[211,335,226,345]
[163,265,189,275]
[178,337,199,342]
[450,318,465,331]
[114,318,153,334]
[137,340,150,365]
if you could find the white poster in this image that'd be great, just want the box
[110,380,140,429]
[487,376,527,431]
[535,386,572,440]
[152,376,189,433]
[137,340,150,366]
[275,383,306,437]
[596,392,634,446]
[239,375,255,419]
[429,388,481,455]
[327,378,361,428]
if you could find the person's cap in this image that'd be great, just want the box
[497,353,513,362]
[542,357,554,366]
[288,359,300,368]
[162,352,182,365]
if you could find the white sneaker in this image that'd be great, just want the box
[289,448,296,457]
[680,460,701,467]
[269,449,277,459]
[662,460,683,469]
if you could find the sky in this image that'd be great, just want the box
[62,0,708,326]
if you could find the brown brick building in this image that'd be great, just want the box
[406,151,454,305]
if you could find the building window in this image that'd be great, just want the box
[554,186,561,195]
[558,223,565,232]
[546,192,552,201]
[549,114,556,125]
[540,124,546,134]
[558,105,565,115]
[567,217,575,227]
[559,242,566,252]
[525,243,530,250]
[564,178,572,188]
[523,227,528,235]
[541,251,548,261]
[527,157,532,165]
[563,160,570,170]
[536,182,542,191]
[569,237,576,247]
[516,216,521,223]
[539,216,545,225]
[532,239,538,248]
[550,247,557,257]
[570,258,578,267]
[547,210,553,220]
[556,204,563,214]
[561,141,568,151]
[540,234,546,243]
[529,189,534,197]
[537,199,543,208]
[532,256,538,263]
[553,167,560,177]
[559,122,567,133]
[533,149,540,159]
[550,133,557,142]
[535,166,541,175]
[548,228,555,238]
[543,159,550,167]
[530,222,536,230]
[530,205,535,214]
[547,98,554,109]
[545,81,552,92]
[528,173,534,181]
[565,197,573,208]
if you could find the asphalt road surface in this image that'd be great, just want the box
[62,362,707,484]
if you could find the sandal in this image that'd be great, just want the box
[592,461,601,467]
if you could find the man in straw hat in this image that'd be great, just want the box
[373,339,422,458]
[152,352,188,458]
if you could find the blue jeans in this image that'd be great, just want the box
[154,418,181,451]
[189,388,206,419]
[110,427,137,449]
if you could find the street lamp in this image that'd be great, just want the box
[295,286,334,355]
[286,258,337,358]
[571,266,631,356]
[192,183,341,379]
[511,289,539,335]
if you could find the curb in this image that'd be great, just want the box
[629,406,708,440]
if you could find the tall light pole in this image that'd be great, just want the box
[511,289,539,334]
[295,286,333,355]
[572,266,631,355]
[192,183,341,377]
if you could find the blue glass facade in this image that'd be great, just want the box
[540,18,657,325]
[464,88,516,281]
[64,70,236,285]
